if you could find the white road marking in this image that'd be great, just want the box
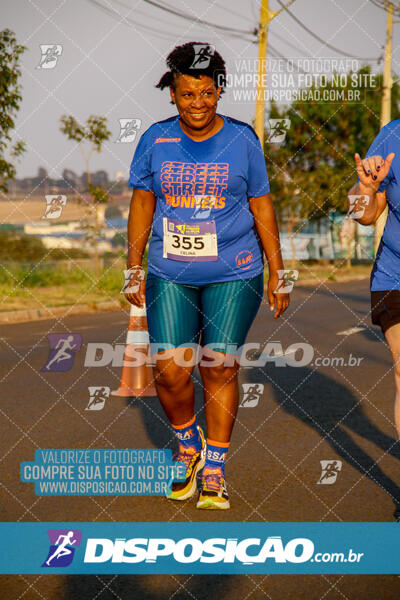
[337,326,366,336]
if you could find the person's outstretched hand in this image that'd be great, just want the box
[354,152,395,191]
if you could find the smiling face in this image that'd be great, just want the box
[170,74,221,131]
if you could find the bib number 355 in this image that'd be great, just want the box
[171,235,205,250]
[163,217,218,262]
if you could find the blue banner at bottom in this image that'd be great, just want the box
[0,522,398,574]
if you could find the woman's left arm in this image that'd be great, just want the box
[248,193,290,318]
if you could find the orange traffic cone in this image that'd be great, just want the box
[111,303,157,397]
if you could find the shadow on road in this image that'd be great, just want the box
[63,384,234,599]
[64,573,234,599]
[243,364,400,514]
[61,364,400,596]
[123,374,206,451]
[359,327,384,343]
[122,361,400,518]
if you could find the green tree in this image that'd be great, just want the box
[266,67,400,263]
[0,29,27,193]
[60,115,112,275]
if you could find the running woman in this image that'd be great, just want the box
[125,42,289,509]
[349,121,400,518]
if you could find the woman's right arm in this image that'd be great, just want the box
[127,188,156,266]
[125,188,156,307]
[347,153,394,225]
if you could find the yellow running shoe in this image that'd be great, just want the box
[196,467,230,510]
[167,426,205,501]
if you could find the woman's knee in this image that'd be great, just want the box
[154,358,192,390]
[199,361,238,384]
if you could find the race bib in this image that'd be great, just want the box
[163,217,218,262]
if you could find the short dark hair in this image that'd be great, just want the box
[156,41,226,93]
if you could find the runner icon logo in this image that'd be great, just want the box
[41,333,82,372]
[116,119,141,143]
[240,383,264,408]
[267,119,290,143]
[274,270,299,294]
[42,195,67,219]
[42,529,82,567]
[347,194,370,220]
[317,460,342,485]
[191,195,216,219]
[37,45,62,69]
[85,386,110,411]
[121,268,145,294]
[190,44,215,69]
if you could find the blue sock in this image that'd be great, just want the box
[204,439,229,477]
[171,415,202,452]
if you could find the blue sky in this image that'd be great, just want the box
[2,0,397,179]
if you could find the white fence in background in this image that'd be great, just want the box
[280,233,335,261]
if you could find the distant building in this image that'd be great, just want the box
[7,167,128,195]
[24,221,114,252]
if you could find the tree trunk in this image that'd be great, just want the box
[346,237,351,269]
[94,203,99,277]
[85,162,100,277]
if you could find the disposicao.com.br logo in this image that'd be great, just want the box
[82,536,363,565]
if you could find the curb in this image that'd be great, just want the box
[263,274,369,290]
[294,274,369,287]
[1,276,370,325]
[0,300,122,325]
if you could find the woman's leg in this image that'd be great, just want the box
[199,357,240,442]
[199,274,264,442]
[196,274,264,508]
[145,273,201,424]
[383,322,400,439]
[145,274,206,500]
[152,348,196,425]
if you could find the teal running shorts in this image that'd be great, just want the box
[145,272,264,356]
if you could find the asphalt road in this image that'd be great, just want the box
[1,278,399,599]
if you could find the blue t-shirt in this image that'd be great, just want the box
[367,119,400,290]
[128,114,270,285]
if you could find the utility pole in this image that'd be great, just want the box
[374,1,395,254]
[254,0,296,146]
[381,1,394,128]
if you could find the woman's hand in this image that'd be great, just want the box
[123,267,146,308]
[267,270,290,319]
[355,152,394,192]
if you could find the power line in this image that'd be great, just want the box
[87,0,184,41]
[370,0,400,24]
[270,29,313,57]
[276,0,381,61]
[370,0,400,14]
[268,44,307,73]
[201,0,255,25]
[141,0,257,35]
[109,0,256,41]
[113,0,195,30]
